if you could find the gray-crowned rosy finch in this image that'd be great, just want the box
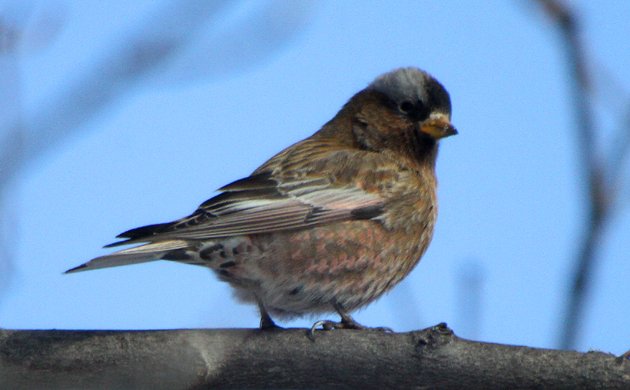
[67,67,457,330]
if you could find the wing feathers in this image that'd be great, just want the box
[105,174,384,245]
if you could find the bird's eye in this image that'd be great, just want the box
[399,101,414,113]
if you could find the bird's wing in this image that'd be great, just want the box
[107,172,384,246]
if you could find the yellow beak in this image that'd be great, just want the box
[420,115,458,139]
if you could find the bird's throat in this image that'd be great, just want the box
[410,128,438,167]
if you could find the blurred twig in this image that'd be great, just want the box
[0,11,26,300]
[457,260,484,340]
[0,0,229,302]
[0,0,313,188]
[0,0,313,302]
[534,0,630,349]
[0,0,230,189]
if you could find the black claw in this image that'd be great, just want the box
[310,320,337,334]
[308,320,338,340]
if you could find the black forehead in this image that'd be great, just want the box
[425,77,452,115]
[367,68,452,115]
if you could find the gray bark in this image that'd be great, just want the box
[1,323,629,389]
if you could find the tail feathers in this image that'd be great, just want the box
[65,240,189,274]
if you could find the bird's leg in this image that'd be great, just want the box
[256,297,281,330]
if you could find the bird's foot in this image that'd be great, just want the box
[257,297,283,330]
[259,308,283,330]
[308,317,392,338]
[260,317,283,330]
[260,319,283,330]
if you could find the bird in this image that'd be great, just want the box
[66,67,457,331]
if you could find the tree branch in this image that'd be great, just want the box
[1,324,629,389]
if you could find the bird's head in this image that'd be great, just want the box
[368,67,456,140]
[327,67,457,164]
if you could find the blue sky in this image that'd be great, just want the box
[2,0,629,354]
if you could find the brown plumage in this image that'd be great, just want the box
[66,67,457,330]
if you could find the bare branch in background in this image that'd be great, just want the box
[0,7,28,299]
[0,0,313,300]
[610,105,630,188]
[457,260,484,340]
[154,1,315,85]
[0,0,314,187]
[0,0,229,189]
[533,0,630,349]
